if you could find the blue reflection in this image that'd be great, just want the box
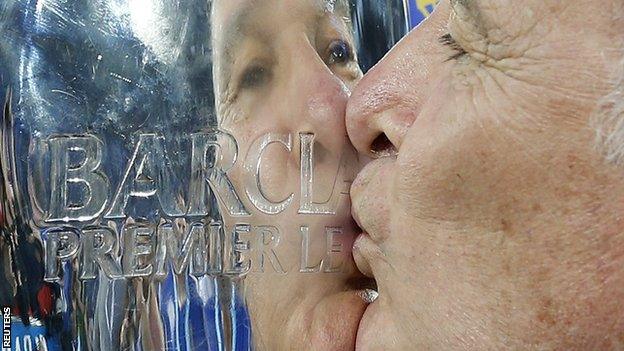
[408,0,438,28]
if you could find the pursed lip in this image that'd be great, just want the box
[350,154,395,242]
[348,139,398,349]
[351,231,382,351]
[349,152,395,277]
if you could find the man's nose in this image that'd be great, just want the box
[345,52,418,158]
[346,1,451,158]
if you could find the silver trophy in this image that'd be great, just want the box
[0,0,410,350]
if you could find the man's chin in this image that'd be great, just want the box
[355,300,394,351]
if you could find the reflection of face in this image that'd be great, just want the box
[213,0,367,349]
[347,1,624,349]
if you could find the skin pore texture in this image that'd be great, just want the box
[212,1,369,350]
[347,0,624,350]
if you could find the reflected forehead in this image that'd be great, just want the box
[219,0,347,32]
[219,0,322,46]
[214,0,348,92]
[216,0,348,65]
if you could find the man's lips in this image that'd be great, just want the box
[349,158,391,304]
[347,157,395,348]
[349,218,378,302]
[350,155,395,243]
[350,232,381,351]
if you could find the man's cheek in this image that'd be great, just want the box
[391,80,473,217]
[394,124,463,221]
[355,300,404,351]
[395,96,507,224]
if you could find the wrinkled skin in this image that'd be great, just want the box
[347,1,624,350]
[212,1,368,350]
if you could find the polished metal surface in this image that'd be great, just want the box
[1,1,239,349]
[0,0,409,350]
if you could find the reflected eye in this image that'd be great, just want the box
[327,40,353,65]
[239,64,271,89]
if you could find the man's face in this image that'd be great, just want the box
[213,1,368,350]
[347,0,624,349]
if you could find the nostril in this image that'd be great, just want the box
[370,133,397,158]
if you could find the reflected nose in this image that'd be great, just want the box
[287,36,350,138]
[279,35,355,197]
